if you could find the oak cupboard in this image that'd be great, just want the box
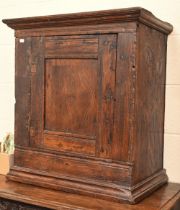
[3,7,173,203]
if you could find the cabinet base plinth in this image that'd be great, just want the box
[7,169,168,204]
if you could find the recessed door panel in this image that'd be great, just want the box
[45,58,98,139]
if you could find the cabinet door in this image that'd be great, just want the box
[29,34,117,158]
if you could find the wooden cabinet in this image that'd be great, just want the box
[3,7,173,203]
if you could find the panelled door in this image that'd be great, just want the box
[29,34,117,159]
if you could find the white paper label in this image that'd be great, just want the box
[19,39,24,43]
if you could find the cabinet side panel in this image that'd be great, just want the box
[15,38,31,147]
[133,24,167,183]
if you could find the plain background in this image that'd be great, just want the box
[0,0,179,182]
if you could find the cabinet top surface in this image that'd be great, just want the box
[2,7,173,34]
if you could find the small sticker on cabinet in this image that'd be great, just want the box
[19,39,24,43]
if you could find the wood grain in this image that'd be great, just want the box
[132,24,168,184]
[45,35,98,58]
[43,133,95,156]
[15,37,31,147]
[45,58,98,138]
[97,34,117,159]
[29,37,45,148]
[112,32,136,162]
[4,7,173,204]
[12,148,131,185]
[15,22,137,38]
[0,175,179,210]
[2,7,173,34]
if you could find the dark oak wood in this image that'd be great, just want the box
[2,7,173,203]
[0,175,179,209]
[2,7,172,34]
[133,24,168,184]
[14,37,31,147]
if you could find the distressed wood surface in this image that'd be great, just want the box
[14,22,137,38]
[45,58,98,138]
[15,38,31,147]
[132,24,168,184]
[97,34,116,159]
[2,7,173,34]
[0,176,179,210]
[29,37,45,148]
[112,32,136,162]
[4,7,173,204]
